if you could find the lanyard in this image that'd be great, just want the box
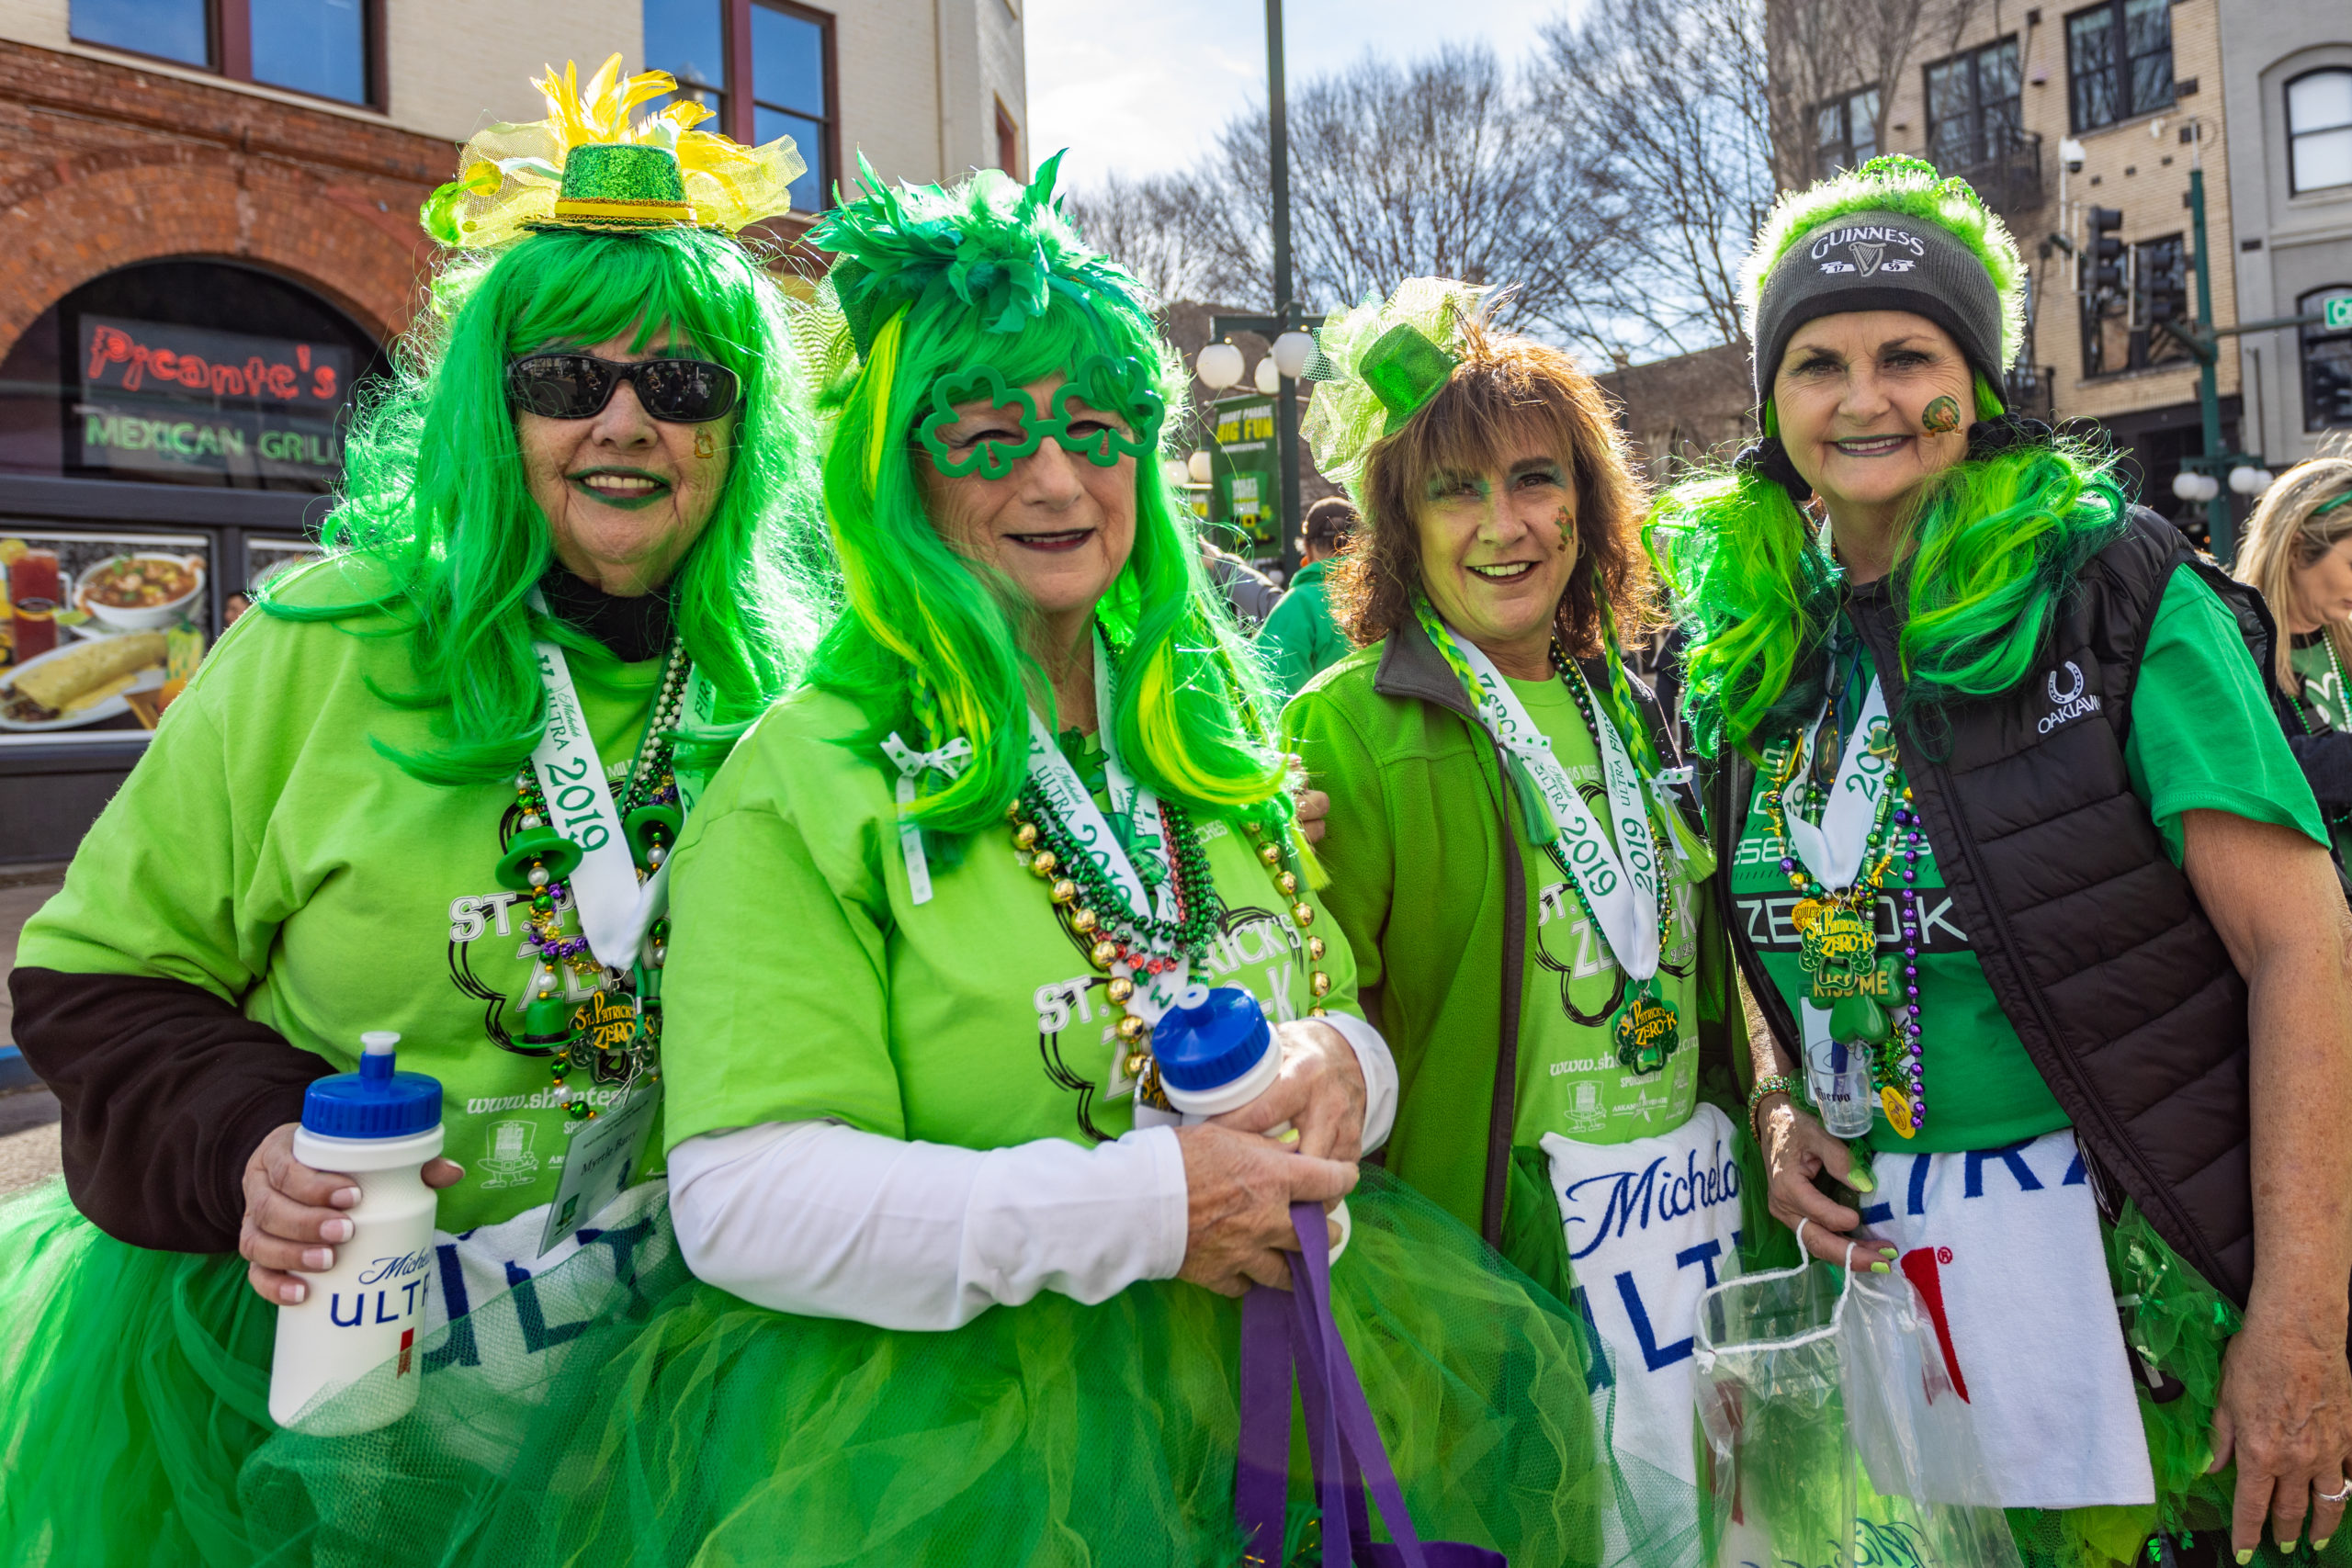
[1442,626,1665,985]
[1779,676,1893,893]
[526,601,707,973]
[1022,632,1180,927]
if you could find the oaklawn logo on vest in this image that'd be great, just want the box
[2039,660,2102,734]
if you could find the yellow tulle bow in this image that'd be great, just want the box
[422,54,807,249]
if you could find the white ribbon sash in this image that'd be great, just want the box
[1447,632,1664,984]
[526,594,700,973]
[1779,675,1893,893]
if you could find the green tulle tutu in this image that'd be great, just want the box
[2008,1205,2347,1568]
[1,1168,1661,1568]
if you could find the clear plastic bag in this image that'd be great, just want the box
[1691,1221,2023,1568]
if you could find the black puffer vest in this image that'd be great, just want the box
[1713,511,2272,1306]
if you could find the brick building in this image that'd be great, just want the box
[0,0,1025,862]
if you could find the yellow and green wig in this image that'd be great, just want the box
[1647,154,2131,759]
[802,154,1294,844]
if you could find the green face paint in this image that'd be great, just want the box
[917,355,1165,479]
[1920,394,1962,434]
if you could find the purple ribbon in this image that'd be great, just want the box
[1235,1202,1509,1568]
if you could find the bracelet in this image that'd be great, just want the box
[1747,1073,1805,1143]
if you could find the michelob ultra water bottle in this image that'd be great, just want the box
[268,1032,444,1433]
[1154,985,1351,1260]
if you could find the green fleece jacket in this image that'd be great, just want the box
[1283,615,1747,1294]
[1257,558,1351,703]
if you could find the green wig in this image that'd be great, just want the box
[800,154,1290,844]
[1648,158,2129,758]
[262,224,830,784]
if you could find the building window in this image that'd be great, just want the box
[2080,233,2188,376]
[2066,0,2172,133]
[1927,39,2021,171]
[995,100,1020,176]
[1814,87,1881,178]
[2304,285,2352,431]
[2288,70,2352,195]
[646,0,833,215]
[70,0,379,107]
[644,0,728,122]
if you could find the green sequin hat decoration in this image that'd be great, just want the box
[1300,277,1490,501]
[421,55,805,250]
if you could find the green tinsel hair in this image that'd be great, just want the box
[802,154,1291,844]
[260,224,830,784]
[1649,157,2128,758]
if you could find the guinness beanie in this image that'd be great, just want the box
[1749,207,2008,411]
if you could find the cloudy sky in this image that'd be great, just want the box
[1023,0,1564,191]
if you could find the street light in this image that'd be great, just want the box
[2174,470,2221,503]
[1254,355,1282,396]
[1187,450,1213,485]
[1196,343,1245,391]
[1271,331,1315,379]
[2228,465,2275,496]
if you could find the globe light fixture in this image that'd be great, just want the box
[2229,465,2263,495]
[1195,342,1245,391]
[1187,450,1214,485]
[1254,355,1282,396]
[2173,469,2220,503]
[1272,331,1315,379]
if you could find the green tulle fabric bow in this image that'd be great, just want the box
[1300,277,1489,499]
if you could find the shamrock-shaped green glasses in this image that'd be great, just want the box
[917,355,1165,479]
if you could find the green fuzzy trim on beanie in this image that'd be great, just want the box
[1738,154,2026,372]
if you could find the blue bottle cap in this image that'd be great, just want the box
[300,1032,443,1139]
[1154,987,1272,1094]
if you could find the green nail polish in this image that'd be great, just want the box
[1871,1261,1892,1273]
[1880,1246,1900,1258]
[2312,1538,2331,1552]
[2239,1549,2256,1563]
[1846,1166,1876,1193]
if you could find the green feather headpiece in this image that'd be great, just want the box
[809,151,1155,358]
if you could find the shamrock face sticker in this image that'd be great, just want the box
[1920,394,1962,434]
[917,355,1166,479]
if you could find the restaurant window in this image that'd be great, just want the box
[643,0,834,214]
[0,258,383,491]
[70,0,379,108]
[1927,39,2022,171]
[2066,0,2172,133]
[2303,286,2352,432]
[2288,70,2352,196]
[1814,87,1881,178]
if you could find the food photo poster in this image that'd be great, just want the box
[0,529,214,739]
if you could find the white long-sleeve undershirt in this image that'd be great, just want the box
[667,1013,1397,1330]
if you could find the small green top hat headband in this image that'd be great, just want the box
[1301,277,1488,499]
[422,55,804,249]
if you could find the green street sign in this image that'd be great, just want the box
[2329,297,2352,331]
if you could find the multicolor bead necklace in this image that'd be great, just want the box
[1008,785,1328,1107]
[1760,722,1932,1137]
[495,638,693,1119]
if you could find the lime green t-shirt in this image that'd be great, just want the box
[17,558,677,1233]
[1727,570,2327,1155]
[659,687,1363,1153]
[1504,674,1714,1146]
[2289,635,2352,865]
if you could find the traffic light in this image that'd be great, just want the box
[2087,207,2125,309]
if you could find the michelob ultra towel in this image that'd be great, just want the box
[1543,1101,1747,1484]
[1856,1130,2154,1509]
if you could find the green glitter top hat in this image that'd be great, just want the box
[527,142,695,232]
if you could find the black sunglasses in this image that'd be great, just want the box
[505,353,741,423]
